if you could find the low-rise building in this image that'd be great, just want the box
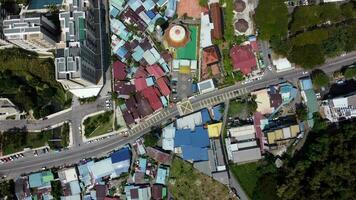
[321,92,356,122]
[225,125,262,164]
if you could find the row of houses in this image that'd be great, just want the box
[160,105,229,185]
[15,147,132,200]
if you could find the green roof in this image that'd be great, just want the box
[176,25,198,60]
[79,17,85,41]
[305,89,319,113]
[41,170,54,183]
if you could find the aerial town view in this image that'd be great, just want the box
[0,0,355,199]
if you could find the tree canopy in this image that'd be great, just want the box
[255,0,288,40]
[277,121,356,199]
[311,69,330,89]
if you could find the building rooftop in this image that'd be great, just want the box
[230,44,257,75]
[209,3,223,39]
[113,61,127,81]
[207,123,222,138]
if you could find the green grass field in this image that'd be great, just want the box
[176,26,198,60]
[84,111,113,138]
[168,157,231,200]
[229,162,261,199]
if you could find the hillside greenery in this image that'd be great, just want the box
[0,48,71,118]
[255,1,356,68]
[311,69,330,89]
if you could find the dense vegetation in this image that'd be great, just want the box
[0,48,71,118]
[0,180,15,199]
[0,124,69,155]
[228,96,257,118]
[343,66,356,79]
[277,121,356,199]
[311,69,330,89]
[255,1,356,68]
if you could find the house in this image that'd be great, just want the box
[200,12,213,48]
[151,184,167,200]
[146,147,172,165]
[156,77,171,96]
[201,45,221,80]
[114,81,136,99]
[135,78,148,91]
[124,184,151,200]
[29,170,54,189]
[78,161,94,187]
[146,64,165,79]
[15,177,31,200]
[209,3,223,39]
[272,56,294,72]
[133,138,146,155]
[230,44,257,75]
[113,61,127,81]
[142,87,163,111]
[155,166,169,185]
[88,158,115,181]
[299,78,319,127]
[225,125,262,164]
[197,79,215,94]
[207,123,222,138]
[111,147,132,176]
[162,125,176,151]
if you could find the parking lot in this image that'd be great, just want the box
[171,72,194,102]
[0,146,50,165]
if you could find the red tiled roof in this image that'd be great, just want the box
[123,110,135,125]
[134,77,148,91]
[210,3,223,39]
[151,184,163,200]
[230,44,257,75]
[142,87,162,111]
[114,81,135,96]
[113,61,127,81]
[135,93,153,117]
[202,45,220,66]
[146,64,165,79]
[156,77,170,96]
[135,66,148,78]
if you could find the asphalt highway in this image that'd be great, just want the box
[0,52,355,178]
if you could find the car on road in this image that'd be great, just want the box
[34,150,38,157]
[268,66,273,71]
[302,71,308,75]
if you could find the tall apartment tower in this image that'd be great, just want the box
[2,13,58,53]
[55,0,105,98]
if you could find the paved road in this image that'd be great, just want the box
[0,53,355,178]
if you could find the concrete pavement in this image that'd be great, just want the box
[0,52,355,178]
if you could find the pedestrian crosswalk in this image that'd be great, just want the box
[128,87,251,135]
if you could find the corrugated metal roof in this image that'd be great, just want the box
[182,146,209,161]
[111,147,131,164]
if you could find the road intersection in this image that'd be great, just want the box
[0,52,355,178]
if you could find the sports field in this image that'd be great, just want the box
[176,26,198,60]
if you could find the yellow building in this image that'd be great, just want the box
[207,123,223,138]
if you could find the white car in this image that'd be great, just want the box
[302,71,308,75]
[268,66,273,71]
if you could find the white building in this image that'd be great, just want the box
[225,125,262,164]
[272,57,294,73]
[200,12,213,49]
[3,14,57,53]
[321,93,356,122]
[197,79,215,94]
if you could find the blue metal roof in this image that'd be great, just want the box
[182,146,209,161]
[174,127,209,148]
[117,47,128,58]
[146,10,156,19]
[201,109,211,124]
[29,173,42,188]
[139,158,147,172]
[300,78,313,90]
[192,126,210,148]
[213,105,222,121]
[110,6,120,18]
[111,147,131,164]
[69,181,81,195]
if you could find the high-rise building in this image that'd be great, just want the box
[2,13,58,53]
[55,0,106,98]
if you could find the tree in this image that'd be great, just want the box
[199,0,208,7]
[343,67,356,79]
[0,180,15,199]
[51,181,63,200]
[311,69,329,89]
[143,132,159,147]
[296,103,308,121]
[288,44,325,69]
[277,122,356,200]
[255,0,288,40]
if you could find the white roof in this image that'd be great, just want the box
[332,97,348,108]
[88,158,114,180]
[143,50,157,65]
[229,125,256,140]
[190,60,197,70]
[236,140,257,149]
[162,138,174,151]
[163,126,176,138]
[197,79,215,94]
[200,12,213,48]
[282,127,291,138]
[232,147,262,163]
[272,57,293,72]
[62,168,78,183]
[176,112,202,130]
